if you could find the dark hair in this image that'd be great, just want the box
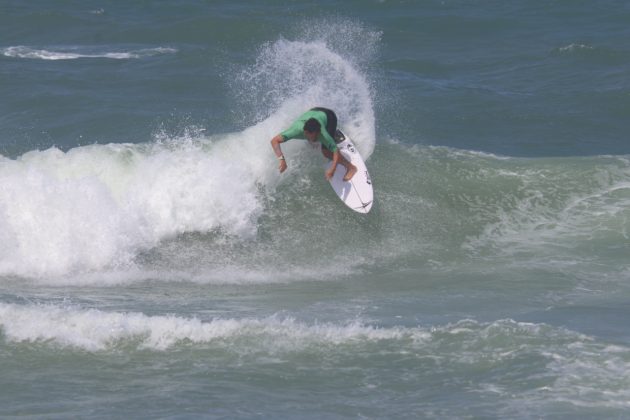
[303,118,321,133]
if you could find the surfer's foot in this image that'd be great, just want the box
[343,164,357,181]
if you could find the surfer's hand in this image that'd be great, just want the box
[279,159,288,173]
[325,167,335,180]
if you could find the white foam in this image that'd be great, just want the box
[1,46,177,60]
[0,303,427,352]
[557,43,595,53]
[0,134,270,278]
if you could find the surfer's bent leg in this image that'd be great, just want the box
[321,147,357,181]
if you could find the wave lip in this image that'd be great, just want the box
[1,45,177,60]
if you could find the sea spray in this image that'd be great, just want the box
[232,20,378,157]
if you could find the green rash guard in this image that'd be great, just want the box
[279,110,338,152]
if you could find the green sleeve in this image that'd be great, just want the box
[280,120,304,142]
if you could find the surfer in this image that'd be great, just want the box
[270,107,357,181]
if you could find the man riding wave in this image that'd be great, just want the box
[270,107,358,181]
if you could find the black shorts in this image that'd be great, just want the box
[311,107,337,139]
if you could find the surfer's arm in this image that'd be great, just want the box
[270,135,288,173]
[321,131,339,180]
[325,150,340,180]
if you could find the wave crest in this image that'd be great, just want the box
[1,46,177,60]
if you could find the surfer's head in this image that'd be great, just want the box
[303,118,321,142]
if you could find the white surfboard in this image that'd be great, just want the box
[325,130,374,213]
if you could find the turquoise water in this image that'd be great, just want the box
[2,1,630,418]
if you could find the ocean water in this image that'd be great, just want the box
[1,0,630,418]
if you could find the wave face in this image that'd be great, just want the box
[2,139,630,283]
